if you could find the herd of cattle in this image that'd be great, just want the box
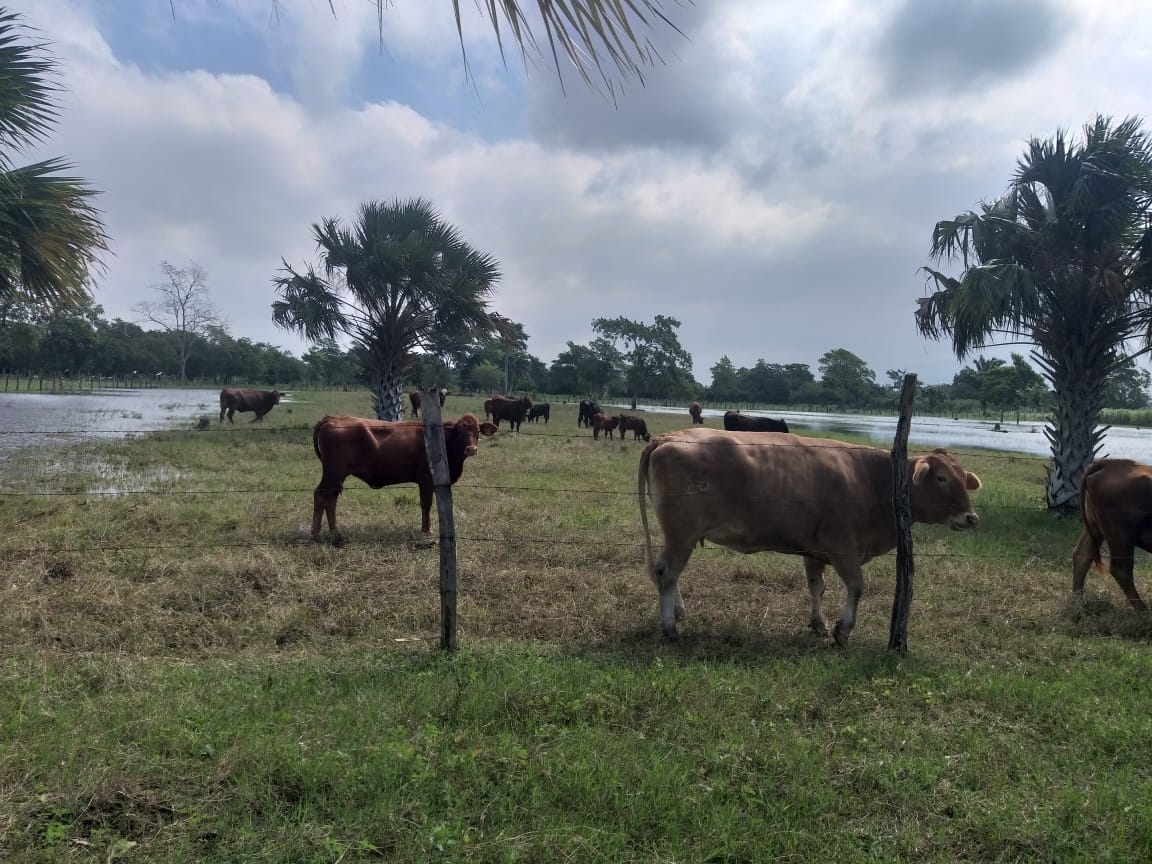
[213,387,1152,645]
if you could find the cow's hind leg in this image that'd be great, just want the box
[1106,539,1147,611]
[652,542,693,638]
[312,480,343,543]
[830,558,865,647]
[1071,527,1102,611]
[803,556,829,637]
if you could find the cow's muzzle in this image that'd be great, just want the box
[464,444,478,457]
[948,512,979,531]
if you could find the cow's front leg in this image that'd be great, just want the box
[418,484,434,534]
[803,556,829,637]
[830,559,865,647]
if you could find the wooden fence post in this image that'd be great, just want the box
[888,373,918,654]
[419,387,459,650]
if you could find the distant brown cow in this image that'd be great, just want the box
[488,395,533,431]
[219,388,284,423]
[689,402,704,424]
[409,388,448,419]
[638,429,981,645]
[618,413,651,441]
[592,412,619,440]
[1072,458,1152,610]
[311,412,497,541]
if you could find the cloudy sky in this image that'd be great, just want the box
[25,0,1152,385]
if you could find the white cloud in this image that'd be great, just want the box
[19,0,1152,385]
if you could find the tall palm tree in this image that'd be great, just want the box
[272,197,508,420]
[0,8,107,311]
[916,115,1152,511]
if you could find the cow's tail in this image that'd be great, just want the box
[1079,460,1108,574]
[219,391,226,423]
[638,439,659,585]
[312,416,331,461]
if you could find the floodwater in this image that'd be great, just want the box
[0,388,297,472]
[3,390,1152,465]
[620,403,1152,462]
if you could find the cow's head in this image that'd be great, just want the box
[910,448,981,530]
[451,413,499,457]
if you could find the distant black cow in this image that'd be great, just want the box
[488,395,533,432]
[578,399,602,428]
[723,411,789,433]
[527,403,551,424]
[220,388,284,423]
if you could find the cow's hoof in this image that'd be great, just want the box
[809,618,829,638]
[831,622,851,647]
[332,533,346,548]
[661,625,681,641]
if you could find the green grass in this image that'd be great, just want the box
[1,391,1151,862]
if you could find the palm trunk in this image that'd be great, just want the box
[368,362,407,421]
[1035,347,1109,513]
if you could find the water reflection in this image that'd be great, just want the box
[624,404,1152,461]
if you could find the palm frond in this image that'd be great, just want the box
[0,8,58,162]
[0,157,107,309]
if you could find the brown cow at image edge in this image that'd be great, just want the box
[1072,457,1152,611]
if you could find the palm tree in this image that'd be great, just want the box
[272,197,509,420]
[0,8,107,311]
[301,1,686,92]
[915,115,1152,511]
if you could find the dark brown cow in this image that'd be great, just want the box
[689,402,704,424]
[219,388,283,423]
[591,412,619,440]
[578,399,602,428]
[1072,458,1152,610]
[723,410,789,433]
[638,429,981,645]
[487,395,533,431]
[618,413,651,442]
[409,388,448,419]
[311,412,497,541]
[482,395,507,421]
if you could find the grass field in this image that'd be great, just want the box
[2,390,1151,863]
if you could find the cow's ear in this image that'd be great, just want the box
[912,459,929,483]
[479,422,498,437]
[965,471,982,491]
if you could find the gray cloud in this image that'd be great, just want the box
[876,0,1071,99]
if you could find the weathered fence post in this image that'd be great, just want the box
[420,387,459,650]
[888,373,918,654]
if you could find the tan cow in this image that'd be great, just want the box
[1072,458,1152,610]
[219,388,284,423]
[637,428,982,645]
[591,412,619,440]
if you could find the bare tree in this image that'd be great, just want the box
[134,260,222,382]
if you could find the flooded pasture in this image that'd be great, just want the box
[626,403,1152,462]
[1,388,239,490]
